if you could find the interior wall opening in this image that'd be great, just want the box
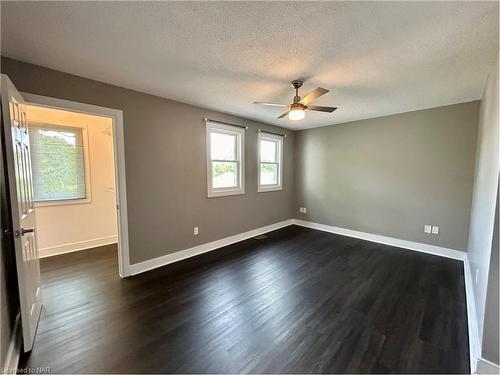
[25,104,119,269]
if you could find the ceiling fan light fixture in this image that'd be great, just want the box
[289,108,305,121]
[289,103,305,121]
[254,80,336,121]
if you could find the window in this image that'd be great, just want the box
[29,123,90,203]
[258,132,283,192]
[206,121,245,197]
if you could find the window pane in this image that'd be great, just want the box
[211,132,236,161]
[260,163,278,185]
[212,161,238,188]
[30,125,86,201]
[260,140,277,162]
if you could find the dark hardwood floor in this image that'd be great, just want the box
[21,225,469,373]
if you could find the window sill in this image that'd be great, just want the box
[35,197,92,207]
[258,185,283,193]
[207,189,245,198]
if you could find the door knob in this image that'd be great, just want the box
[21,227,35,236]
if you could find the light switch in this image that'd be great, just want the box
[424,225,432,234]
[194,227,199,235]
[432,226,439,234]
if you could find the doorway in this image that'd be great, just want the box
[22,93,130,278]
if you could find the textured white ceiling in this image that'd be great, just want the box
[1,1,498,130]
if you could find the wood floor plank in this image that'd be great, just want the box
[20,225,469,373]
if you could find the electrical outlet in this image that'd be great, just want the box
[193,227,199,235]
[424,225,432,234]
[299,207,307,214]
[431,226,439,234]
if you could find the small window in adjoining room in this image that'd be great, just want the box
[29,123,90,204]
[258,132,283,192]
[206,121,245,197]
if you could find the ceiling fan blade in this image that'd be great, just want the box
[277,111,289,119]
[253,102,289,107]
[299,87,329,106]
[307,105,338,113]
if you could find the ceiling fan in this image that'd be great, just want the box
[254,80,337,121]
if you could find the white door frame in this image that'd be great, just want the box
[21,93,131,278]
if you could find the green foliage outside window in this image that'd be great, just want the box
[38,134,78,194]
[261,164,274,173]
[30,124,85,201]
[213,163,235,177]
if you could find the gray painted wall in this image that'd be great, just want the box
[0,57,295,264]
[294,102,479,251]
[467,57,499,355]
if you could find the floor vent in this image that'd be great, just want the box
[254,234,268,240]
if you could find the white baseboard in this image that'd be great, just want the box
[2,314,21,375]
[476,358,500,374]
[129,218,467,274]
[464,257,481,373]
[129,220,294,275]
[292,219,466,260]
[39,235,118,258]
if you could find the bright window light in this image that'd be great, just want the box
[258,132,283,192]
[206,121,245,197]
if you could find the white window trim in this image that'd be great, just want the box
[206,121,245,198]
[258,132,283,192]
[29,120,92,207]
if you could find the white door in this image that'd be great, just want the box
[1,74,42,352]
